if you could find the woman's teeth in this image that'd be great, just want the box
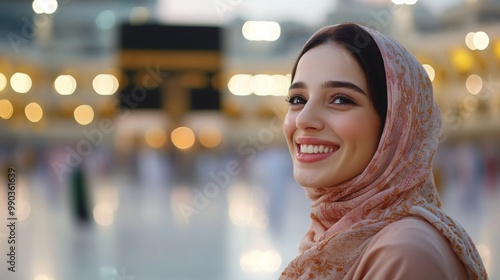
[299,144,336,154]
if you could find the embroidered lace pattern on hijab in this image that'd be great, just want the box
[279,24,487,280]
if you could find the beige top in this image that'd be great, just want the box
[345,216,469,280]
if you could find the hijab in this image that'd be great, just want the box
[280,23,487,280]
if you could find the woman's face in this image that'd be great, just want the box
[283,43,382,188]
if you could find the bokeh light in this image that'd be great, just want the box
[96,186,120,212]
[272,74,291,96]
[494,40,500,60]
[144,127,167,148]
[93,74,119,95]
[198,125,222,148]
[96,10,116,30]
[171,126,195,150]
[451,49,473,73]
[0,99,14,119]
[32,0,58,14]
[95,10,116,30]
[0,73,7,92]
[473,31,489,51]
[54,75,77,95]
[422,64,435,82]
[251,74,276,96]
[240,250,282,273]
[228,74,252,96]
[25,102,43,122]
[93,202,114,226]
[228,74,291,96]
[465,32,476,50]
[242,21,281,41]
[10,72,32,93]
[74,104,94,125]
[466,74,483,95]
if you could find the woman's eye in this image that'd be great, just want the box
[331,95,355,105]
[286,95,306,105]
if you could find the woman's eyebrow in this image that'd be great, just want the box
[289,80,366,95]
[321,80,366,95]
[289,81,307,90]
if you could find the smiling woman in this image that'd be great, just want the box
[284,43,381,189]
[280,23,488,280]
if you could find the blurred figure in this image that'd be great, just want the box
[70,165,92,226]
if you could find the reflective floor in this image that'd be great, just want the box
[0,143,498,280]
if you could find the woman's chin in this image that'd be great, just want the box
[294,174,327,189]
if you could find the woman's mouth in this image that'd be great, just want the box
[296,143,339,163]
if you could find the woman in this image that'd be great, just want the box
[280,23,487,279]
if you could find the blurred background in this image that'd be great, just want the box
[0,0,499,279]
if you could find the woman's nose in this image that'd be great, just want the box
[295,102,324,131]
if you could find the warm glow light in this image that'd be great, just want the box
[495,40,500,60]
[54,75,77,95]
[92,186,119,226]
[240,250,282,273]
[10,72,32,93]
[466,74,483,95]
[229,74,291,96]
[422,64,435,82]
[32,0,58,15]
[451,49,473,73]
[198,125,222,148]
[242,21,281,41]
[465,32,476,50]
[74,105,94,125]
[0,99,14,119]
[272,74,291,96]
[171,126,195,150]
[96,186,119,212]
[25,102,43,122]
[228,74,252,96]
[93,74,119,95]
[0,73,7,92]
[93,202,114,226]
[145,127,167,148]
[473,31,489,50]
[251,74,276,96]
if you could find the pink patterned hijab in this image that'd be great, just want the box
[280,24,487,280]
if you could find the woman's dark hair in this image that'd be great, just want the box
[291,23,387,128]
